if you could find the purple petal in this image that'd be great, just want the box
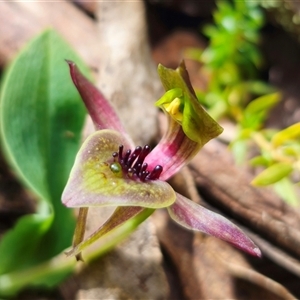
[66,60,128,136]
[62,130,176,209]
[145,117,202,181]
[168,193,261,257]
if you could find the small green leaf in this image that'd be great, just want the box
[282,144,300,157]
[241,93,280,129]
[244,81,276,95]
[272,123,300,147]
[244,92,280,115]
[251,162,293,186]
[249,155,270,167]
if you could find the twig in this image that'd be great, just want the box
[216,254,296,300]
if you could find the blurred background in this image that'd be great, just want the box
[1,1,300,299]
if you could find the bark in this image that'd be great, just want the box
[96,1,161,146]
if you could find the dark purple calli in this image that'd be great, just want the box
[62,61,261,259]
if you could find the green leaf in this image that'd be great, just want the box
[273,178,299,206]
[244,92,280,115]
[282,143,300,157]
[249,155,270,167]
[0,28,89,293]
[242,81,276,95]
[272,123,300,147]
[242,93,280,129]
[0,203,52,274]
[251,162,293,186]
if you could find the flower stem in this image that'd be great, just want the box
[72,207,89,261]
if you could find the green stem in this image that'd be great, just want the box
[0,208,154,298]
[0,252,76,297]
[72,207,89,261]
[251,131,272,152]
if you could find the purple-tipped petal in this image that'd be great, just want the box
[66,60,128,137]
[145,117,202,181]
[62,130,176,209]
[168,193,261,257]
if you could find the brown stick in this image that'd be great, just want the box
[218,255,296,300]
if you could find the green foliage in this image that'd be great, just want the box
[272,123,300,147]
[186,0,300,205]
[189,0,269,121]
[0,29,90,296]
[249,123,300,205]
[231,93,280,164]
[202,0,264,81]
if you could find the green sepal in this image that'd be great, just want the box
[157,61,223,145]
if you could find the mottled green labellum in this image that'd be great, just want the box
[62,130,176,208]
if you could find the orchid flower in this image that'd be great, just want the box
[62,61,261,260]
